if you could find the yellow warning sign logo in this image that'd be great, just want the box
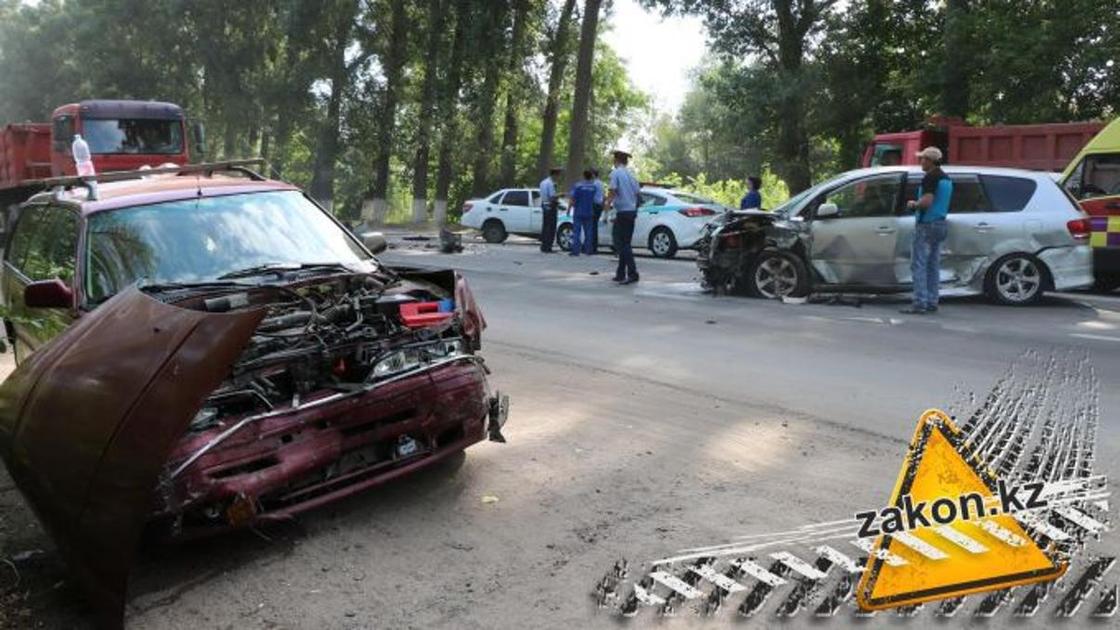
[855,409,1066,610]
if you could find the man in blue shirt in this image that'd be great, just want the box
[568,169,598,256]
[901,147,953,314]
[739,176,762,210]
[606,149,642,284]
[539,167,562,253]
[590,168,605,252]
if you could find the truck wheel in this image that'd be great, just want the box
[556,224,573,251]
[648,227,678,258]
[1093,274,1120,293]
[747,250,809,299]
[481,220,508,244]
[984,253,1046,305]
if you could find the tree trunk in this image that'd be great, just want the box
[498,0,529,186]
[309,15,350,211]
[536,0,577,178]
[772,0,812,194]
[942,0,970,119]
[469,1,510,198]
[411,0,448,224]
[563,0,602,188]
[369,0,409,225]
[434,0,471,225]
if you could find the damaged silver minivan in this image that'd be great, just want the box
[698,166,1094,305]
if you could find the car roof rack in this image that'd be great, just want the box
[26,158,269,201]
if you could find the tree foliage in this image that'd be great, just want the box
[0,0,649,223]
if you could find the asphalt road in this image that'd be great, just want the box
[1,237,1118,628]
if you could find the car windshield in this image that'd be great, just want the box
[83,118,183,155]
[771,172,850,216]
[84,190,373,303]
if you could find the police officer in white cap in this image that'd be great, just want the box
[605,148,641,284]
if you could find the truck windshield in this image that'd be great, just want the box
[84,190,374,304]
[83,118,183,155]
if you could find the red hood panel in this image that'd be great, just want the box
[0,287,263,628]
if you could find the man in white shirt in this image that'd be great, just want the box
[539,167,562,253]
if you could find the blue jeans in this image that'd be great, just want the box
[570,215,594,254]
[911,221,948,308]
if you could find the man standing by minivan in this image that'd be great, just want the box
[901,147,953,314]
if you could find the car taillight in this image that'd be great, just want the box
[462,203,473,214]
[1067,218,1092,240]
[680,207,717,218]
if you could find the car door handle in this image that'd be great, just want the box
[499,207,509,212]
[875,226,896,235]
[1105,201,1120,211]
[973,222,994,231]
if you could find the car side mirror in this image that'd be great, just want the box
[24,278,74,309]
[817,202,840,219]
[361,231,388,255]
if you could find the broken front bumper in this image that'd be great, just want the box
[159,360,509,538]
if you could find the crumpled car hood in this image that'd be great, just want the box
[0,287,264,628]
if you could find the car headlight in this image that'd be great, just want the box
[371,338,468,379]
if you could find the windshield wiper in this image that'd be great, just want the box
[217,262,355,281]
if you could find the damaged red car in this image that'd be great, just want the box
[0,162,508,627]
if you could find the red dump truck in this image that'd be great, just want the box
[1,99,202,237]
[861,117,1106,171]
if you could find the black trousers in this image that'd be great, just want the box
[591,204,603,251]
[613,211,638,280]
[540,201,558,252]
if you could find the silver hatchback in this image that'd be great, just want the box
[698,166,1094,305]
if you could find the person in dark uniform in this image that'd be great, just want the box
[568,170,598,256]
[590,168,604,252]
[606,149,641,284]
[539,167,562,253]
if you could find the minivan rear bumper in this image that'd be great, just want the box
[1040,245,1094,290]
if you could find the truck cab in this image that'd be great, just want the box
[48,100,194,176]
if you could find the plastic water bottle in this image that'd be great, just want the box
[71,134,95,177]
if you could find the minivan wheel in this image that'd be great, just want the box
[748,250,809,299]
[556,224,573,251]
[648,227,678,258]
[481,220,508,244]
[985,253,1045,305]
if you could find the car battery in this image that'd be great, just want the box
[398,300,455,328]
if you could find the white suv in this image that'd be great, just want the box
[460,188,565,243]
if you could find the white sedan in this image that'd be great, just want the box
[558,187,729,258]
[459,188,567,243]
